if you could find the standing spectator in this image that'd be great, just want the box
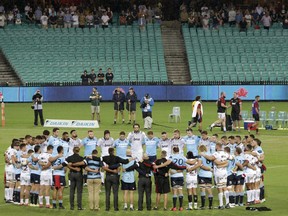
[93,11,101,28]
[26,8,34,24]
[202,15,209,29]
[7,11,14,25]
[81,70,89,85]
[34,7,42,25]
[40,13,48,29]
[49,13,58,28]
[283,15,288,29]
[97,68,105,85]
[154,6,162,24]
[0,12,5,28]
[235,10,243,27]
[72,12,79,28]
[105,68,114,84]
[261,13,272,30]
[126,11,134,25]
[211,12,221,29]
[251,9,260,25]
[270,9,278,23]
[89,69,97,84]
[24,3,30,15]
[107,7,113,24]
[126,87,137,124]
[57,13,64,28]
[147,6,154,23]
[249,95,260,135]
[228,7,236,26]
[119,10,127,25]
[32,90,44,127]
[244,10,252,28]
[140,93,154,130]
[86,12,94,28]
[15,11,22,25]
[239,17,247,32]
[101,11,110,29]
[256,4,264,17]
[63,11,72,28]
[188,13,196,28]
[138,8,146,30]
[0,4,4,13]
[230,92,242,131]
[89,87,102,122]
[113,87,126,124]
[180,3,188,23]
[79,13,85,28]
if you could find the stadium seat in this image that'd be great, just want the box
[168,107,181,123]
[276,111,287,129]
[259,111,267,128]
[266,111,277,128]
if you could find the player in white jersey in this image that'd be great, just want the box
[227,136,237,155]
[127,123,145,161]
[4,141,20,203]
[170,129,185,155]
[186,151,200,210]
[158,132,172,158]
[41,130,50,153]
[243,144,258,205]
[68,130,82,156]
[97,130,114,183]
[235,135,245,152]
[199,131,210,152]
[201,142,230,209]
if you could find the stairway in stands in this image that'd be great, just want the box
[161,21,190,84]
[0,51,22,86]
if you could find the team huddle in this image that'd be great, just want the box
[4,124,266,211]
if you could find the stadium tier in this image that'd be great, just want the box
[0,24,167,83]
[183,26,288,82]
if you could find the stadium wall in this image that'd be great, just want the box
[1,85,287,102]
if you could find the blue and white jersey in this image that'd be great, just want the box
[199,138,210,152]
[5,148,17,172]
[97,137,114,157]
[213,150,229,174]
[26,144,34,152]
[209,142,216,154]
[14,150,24,175]
[60,139,70,158]
[169,154,187,178]
[254,146,264,155]
[20,157,31,177]
[84,158,102,179]
[198,153,213,178]
[38,152,52,175]
[235,143,245,153]
[68,138,82,156]
[158,138,172,158]
[29,153,41,175]
[228,143,237,155]
[235,155,245,176]
[182,135,200,156]
[122,156,136,183]
[144,137,159,156]
[52,156,65,176]
[48,136,61,156]
[81,137,98,156]
[127,131,146,153]
[170,138,185,155]
[227,154,236,176]
[114,138,130,158]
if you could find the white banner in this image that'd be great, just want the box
[44,119,99,128]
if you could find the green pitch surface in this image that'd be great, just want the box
[0,101,287,216]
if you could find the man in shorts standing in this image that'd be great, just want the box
[230,92,242,131]
[90,87,102,122]
[189,96,203,132]
[249,95,260,134]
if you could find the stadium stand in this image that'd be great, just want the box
[0,24,167,84]
[183,26,288,83]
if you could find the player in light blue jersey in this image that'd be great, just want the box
[81,130,98,157]
[199,131,210,152]
[52,146,66,209]
[233,147,245,206]
[29,145,41,206]
[60,132,70,158]
[182,128,200,157]
[228,136,237,155]
[224,146,236,208]
[209,134,218,154]
[198,145,213,210]
[114,131,131,158]
[48,128,61,156]
[121,149,136,210]
[143,131,159,162]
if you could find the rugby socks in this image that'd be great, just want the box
[25,198,29,205]
[200,191,206,207]
[229,191,235,205]
[39,195,43,205]
[188,195,192,209]
[45,196,50,206]
[179,195,183,208]
[20,198,24,205]
[52,200,57,208]
[30,191,35,204]
[250,190,255,202]
[208,195,213,208]
[255,189,260,201]
[9,188,14,201]
[59,200,63,207]
[211,123,215,127]
[4,187,9,201]
[224,190,229,205]
[193,195,198,209]
[247,190,252,202]
[239,192,244,204]
[172,195,177,208]
[34,192,39,205]
[235,192,240,205]
[218,192,223,207]
[124,203,127,208]
[223,127,227,132]
[260,186,265,200]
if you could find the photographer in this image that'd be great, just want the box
[140,93,154,129]
[32,90,44,126]
[89,87,102,122]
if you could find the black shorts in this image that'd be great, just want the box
[114,103,124,111]
[198,176,212,185]
[253,114,260,121]
[155,176,170,194]
[121,180,136,191]
[227,174,237,186]
[192,114,202,123]
[15,174,21,182]
[126,103,136,112]
[30,173,40,184]
[231,112,241,121]
[170,177,184,187]
[53,175,66,188]
[142,111,152,119]
[235,175,245,185]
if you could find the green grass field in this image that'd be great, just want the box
[0,101,287,216]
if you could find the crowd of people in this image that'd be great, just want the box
[4,125,266,211]
[81,68,114,86]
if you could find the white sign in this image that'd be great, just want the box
[44,119,99,128]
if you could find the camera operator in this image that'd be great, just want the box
[89,87,102,122]
[32,89,44,126]
[140,93,154,129]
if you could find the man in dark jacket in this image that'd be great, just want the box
[32,90,44,126]
[112,87,126,124]
[126,87,137,124]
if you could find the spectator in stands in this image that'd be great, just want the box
[256,4,264,18]
[26,8,34,24]
[180,3,188,23]
[119,10,127,25]
[211,12,221,29]
[188,13,196,28]
[86,12,94,28]
[107,7,113,24]
[24,3,30,16]
[49,13,58,28]
[239,17,247,32]
[101,11,110,29]
[13,5,19,17]
[89,69,97,85]
[0,4,4,14]
[270,8,278,23]
[131,4,138,21]
[251,9,260,25]
[72,12,79,28]
[261,12,272,30]
[40,13,49,29]
[81,70,89,85]
[97,69,105,85]
[235,10,243,27]
[279,5,286,22]
[79,13,85,28]
[283,15,288,29]
[34,7,42,25]
[93,11,101,28]
[138,7,147,30]
[106,68,114,85]
[244,10,252,28]
[228,7,236,26]
[64,10,72,28]
[154,6,162,24]
[7,11,14,25]
[126,11,134,25]
[70,3,77,13]
[202,15,209,29]
[147,6,154,23]
[0,12,5,28]
[15,11,22,25]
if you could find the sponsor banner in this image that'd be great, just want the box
[44,119,99,128]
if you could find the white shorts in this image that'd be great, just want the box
[186,175,198,189]
[40,173,53,186]
[91,106,100,114]
[218,113,226,119]
[132,151,143,161]
[5,171,15,182]
[20,174,31,186]
[214,173,228,188]
[245,172,256,184]
[255,168,262,182]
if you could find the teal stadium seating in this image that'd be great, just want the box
[0,24,167,83]
[182,25,288,82]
